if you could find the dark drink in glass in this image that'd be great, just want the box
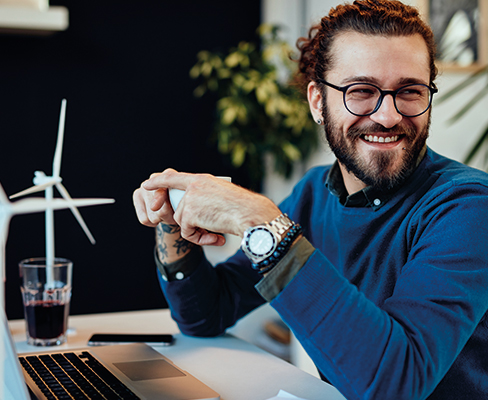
[20,258,72,346]
[24,300,70,340]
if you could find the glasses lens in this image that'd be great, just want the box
[344,83,433,117]
[395,84,432,117]
[344,84,381,116]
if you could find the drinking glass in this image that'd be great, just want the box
[19,257,72,346]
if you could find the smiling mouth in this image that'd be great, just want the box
[361,134,404,144]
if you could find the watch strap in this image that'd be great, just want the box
[251,222,302,274]
[241,213,302,274]
[268,213,294,237]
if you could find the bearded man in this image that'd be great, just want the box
[133,1,488,399]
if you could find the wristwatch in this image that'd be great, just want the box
[241,214,295,265]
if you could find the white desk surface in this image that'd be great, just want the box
[9,309,346,400]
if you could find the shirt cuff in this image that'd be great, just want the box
[255,237,315,302]
[154,246,204,282]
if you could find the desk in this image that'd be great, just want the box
[9,309,346,400]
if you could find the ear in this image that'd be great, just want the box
[307,81,323,123]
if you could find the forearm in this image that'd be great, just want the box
[155,222,196,265]
[271,223,488,400]
[157,249,266,337]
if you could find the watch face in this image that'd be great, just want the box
[249,228,276,257]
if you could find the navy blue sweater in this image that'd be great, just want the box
[158,148,488,400]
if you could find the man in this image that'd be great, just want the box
[133,1,488,399]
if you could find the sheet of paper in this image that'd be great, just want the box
[265,390,308,400]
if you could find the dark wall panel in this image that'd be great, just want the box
[1,0,261,319]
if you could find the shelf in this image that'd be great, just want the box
[0,5,68,35]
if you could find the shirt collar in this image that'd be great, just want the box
[325,146,427,210]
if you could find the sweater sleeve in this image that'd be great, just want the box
[271,182,488,400]
[157,248,266,337]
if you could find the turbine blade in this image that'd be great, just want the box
[56,183,96,244]
[0,182,8,204]
[9,181,56,199]
[10,197,114,215]
[52,99,67,178]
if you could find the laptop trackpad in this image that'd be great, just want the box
[114,359,186,381]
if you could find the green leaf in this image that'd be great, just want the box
[236,104,248,124]
[217,68,231,79]
[189,64,201,79]
[224,52,238,68]
[264,98,279,117]
[282,142,301,161]
[207,78,218,91]
[232,73,246,88]
[193,85,207,98]
[464,124,488,165]
[221,106,237,125]
[447,85,488,124]
[200,62,213,78]
[217,128,231,153]
[231,141,247,167]
[210,56,223,69]
[196,50,210,61]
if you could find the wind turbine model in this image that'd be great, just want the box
[0,182,114,399]
[0,183,114,308]
[10,99,104,283]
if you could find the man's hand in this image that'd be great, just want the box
[137,168,281,247]
[133,174,176,228]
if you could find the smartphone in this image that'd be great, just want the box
[87,333,174,346]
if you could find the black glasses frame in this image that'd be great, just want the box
[316,79,438,118]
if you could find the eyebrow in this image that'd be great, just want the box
[340,76,429,87]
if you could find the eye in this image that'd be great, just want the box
[347,85,378,99]
[399,89,421,95]
[397,85,428,100]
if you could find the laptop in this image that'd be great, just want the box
[1,308,220,400]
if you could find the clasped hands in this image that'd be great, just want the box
[133,169,281,247]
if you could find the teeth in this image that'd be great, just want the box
[363,135,399,143]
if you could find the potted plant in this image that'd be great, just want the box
[189,24,318,191]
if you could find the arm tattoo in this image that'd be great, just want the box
[173,237,194,255]
[156,223,194,262]
[157,241,169,260]
[159,223,181,234]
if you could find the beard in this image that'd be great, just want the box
[323,110,430,191]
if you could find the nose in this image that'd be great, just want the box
[369,94,403,129]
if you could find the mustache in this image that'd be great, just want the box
[347,123,416,139]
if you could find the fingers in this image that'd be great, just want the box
[135,168,279,246]
[143,169,196,192]
[132,183,176,228]
[180,225,226,247]
[148,188,166,211]
[133,187,158,227]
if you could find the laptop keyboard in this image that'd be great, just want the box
[19,351,141,400]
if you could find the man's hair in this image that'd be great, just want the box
[294,0,437,92]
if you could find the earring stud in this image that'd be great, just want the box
[316,119,322,125]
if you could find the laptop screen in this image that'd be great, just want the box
[1,307,30,400]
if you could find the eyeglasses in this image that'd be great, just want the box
[317,79,438,117]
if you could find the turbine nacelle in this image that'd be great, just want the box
[33,171,62,186]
